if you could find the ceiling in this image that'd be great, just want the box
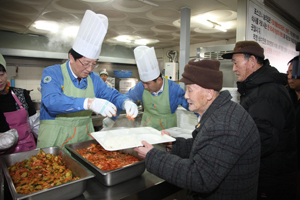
[0,0,299,50]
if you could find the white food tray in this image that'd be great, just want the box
[91,127,176,151]
[164,127,194,139]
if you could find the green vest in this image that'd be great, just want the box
[37,63,95,151]
[141,78,177,131]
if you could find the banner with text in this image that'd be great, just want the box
[246,0,300,73]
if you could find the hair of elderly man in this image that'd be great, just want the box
[244,53,264,65]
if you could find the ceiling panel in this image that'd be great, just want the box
[0,0,299,49]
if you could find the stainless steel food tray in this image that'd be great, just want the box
[65,139,145,186]
[0,147,95,200]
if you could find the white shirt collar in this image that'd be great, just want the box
[68,61,78,79]
[152,78,164,96]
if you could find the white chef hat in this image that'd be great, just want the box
[134,46,160,82]
[100,69,109,76]
[72,10,108,59]
[0,53,6,70]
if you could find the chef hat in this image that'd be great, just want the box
[0,53,6,70]
[72,10,108,59]
[134,46,160,82]
[100,69,109,76]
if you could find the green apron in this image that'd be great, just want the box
[37,63,95,151]
[141,78,177,131]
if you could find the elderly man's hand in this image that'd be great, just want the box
[133,141,153,159]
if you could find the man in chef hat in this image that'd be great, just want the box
[37,10,138,151]
[103,46,192,131]
[99,69,112,88]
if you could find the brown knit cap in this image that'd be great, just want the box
[222,40,264,59]
[179,59,223,91]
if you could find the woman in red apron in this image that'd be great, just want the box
[0,53,39,154]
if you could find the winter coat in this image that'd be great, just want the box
[287,86,300,169]
[237,60,297,193]
[145,90,261,200]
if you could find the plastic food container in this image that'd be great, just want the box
[0,147,95,200]
[113,70,133,78]
[65,140,145,186]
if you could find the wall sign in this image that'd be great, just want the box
[246,0,300,72]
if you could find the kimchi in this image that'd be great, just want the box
[8,149,79,194]
[76,143,139,171]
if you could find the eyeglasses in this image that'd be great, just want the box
[78,59,98,69]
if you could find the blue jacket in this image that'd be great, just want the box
[126,78,189,113]
[39,61,128,120]
[122,78,190,114]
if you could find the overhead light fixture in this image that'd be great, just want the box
[195,16,227,32]
[138,0,159,7]
[206,19,227,32]
[134,39,148,45]
[116,35,132,43]
[33,21,58,33]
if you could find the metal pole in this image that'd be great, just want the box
[179,7,191,89]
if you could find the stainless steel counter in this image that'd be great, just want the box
[1,110,189,200]
[2,169,183,200]
[72,170,183,200]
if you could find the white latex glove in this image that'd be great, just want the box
[28,112,40,138]
[124,100,138,119]
[102,117,115,131]
[0,129,18,151]
[85,98,117,117]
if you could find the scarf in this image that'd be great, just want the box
[0,81,10,95]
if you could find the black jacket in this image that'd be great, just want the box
[287,86,300,168]
[237,59,297,188]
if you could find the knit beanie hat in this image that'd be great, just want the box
[180,59,223,91]
[222,40,264,59]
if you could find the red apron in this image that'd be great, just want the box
[3,91,36,154]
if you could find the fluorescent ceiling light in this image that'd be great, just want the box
[134,39,149,45]
[116,35,132,43]
[33,21,58,33]
[198,19,214,28]
[214,25,227,32]
[197,18,227,32]
[138,0,159,7]
[194,15,228,32]
[206,20,227,32]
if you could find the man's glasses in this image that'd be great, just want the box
[78,59,98,69]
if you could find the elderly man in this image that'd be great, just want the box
[134,59,261,199]
[222,41,297,200]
